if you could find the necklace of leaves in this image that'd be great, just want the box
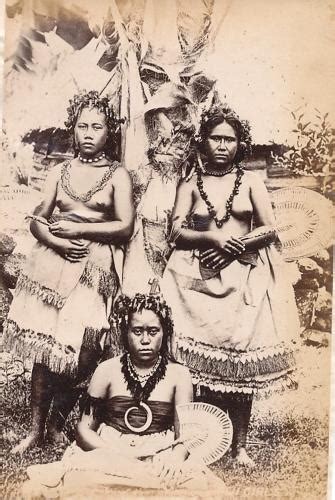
[196,165,244,229]
[61,160,118,203]
[120,352,168,404]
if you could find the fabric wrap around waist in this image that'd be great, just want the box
[83,395,174,435]
[50,212,106,224]
[19,211,125,307]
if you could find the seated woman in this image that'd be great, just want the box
[23,293,225,496]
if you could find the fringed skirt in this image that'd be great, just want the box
[162,246,300,396]
[22,424,226,497]
[3,240,120,377]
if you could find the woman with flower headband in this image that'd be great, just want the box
[162,102,299,465]
[4,90,135,453]
[22,293,225,496]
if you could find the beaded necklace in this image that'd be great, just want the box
[78,152,106,163]
[203,164,235,177]
[196,165,244,229]
[127,354,162,387]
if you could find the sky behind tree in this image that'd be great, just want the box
[210,0,335,143]
[0,0,334,145]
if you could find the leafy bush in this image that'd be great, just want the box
[272,110,335,178]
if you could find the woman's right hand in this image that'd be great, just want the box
[200,248,226,269]
[53,239,89,263]
[211,233,245,256]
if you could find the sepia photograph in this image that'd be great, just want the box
[0,1,334,498]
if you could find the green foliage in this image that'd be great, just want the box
[272,110,335,177]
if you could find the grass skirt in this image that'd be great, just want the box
[3,240,120,377]
[162,246,299,395]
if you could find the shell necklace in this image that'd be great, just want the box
[78,152,106,163]
[120,353,168,434]
[127,354,162,387]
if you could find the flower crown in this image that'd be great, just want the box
[113,293,173,324]
[64,90,124,134]
[195,101,252,156]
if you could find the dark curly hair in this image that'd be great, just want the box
[196,103,252,165]
[111,293,174,357]
[64,90,124,161]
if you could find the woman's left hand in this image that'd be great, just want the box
[49,220,82,239]
[152,445,187,488]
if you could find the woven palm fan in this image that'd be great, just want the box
[271,187,333,261]
[176,402,233,465]
[142,217,171,277]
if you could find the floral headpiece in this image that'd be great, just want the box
[111,293,174,355]
[195,101,252,161]
[64,90,124,135]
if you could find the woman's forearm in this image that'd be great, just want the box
[174,224,277,252]
[172,228,218,251]
[241,224,277,250]
[72,221,133,244]
[30,220,62,250]
[76,425,108,451]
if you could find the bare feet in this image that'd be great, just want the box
[10,434,43,454]
[46,429,69,446]
[234,447,255,467]
[26,462,66,488]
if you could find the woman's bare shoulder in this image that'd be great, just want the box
[180,174,197,188]
[175,176,197,200]
[45,162,64,182]
[243,170,266,186]
[88,356,122,396]
[112,164,132,182]
[98,356,122,372]
[167,360,192,378]
[168,361,193,400]
[92,357,121,380]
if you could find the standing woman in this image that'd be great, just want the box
[4,90,135,453]
[162,103,299,465]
